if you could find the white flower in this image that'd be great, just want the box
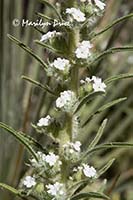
[31,151,62,173]
[37,115,52,127]
[63,141,81,162]
[66,8,86,22]
[63,141,81,152]
[46,182,65,197]
[92,76,106,92]
[23,176,36,188]
[56,90,77,112]
[85,77,91,83]
[75,40,93,59]
[83,164,97,178]
[80,0,106,10]
[94,0,106,10]
[80,77,91,85]
[52,57,70,71]
[40,31,61,42]
[72,141,81,152]
[45,152,61,167]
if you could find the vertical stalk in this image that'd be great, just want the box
[69,28,80,139]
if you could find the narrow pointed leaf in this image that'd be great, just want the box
[22,75,56,96]
[105,73,133,85]
[89,119,108,149]
[96,98,127,113]
[0,183,31,200]
[98,158,115,177]
[74,91,104,114]
[19,131,48,154]
[0,122,38,161]
[0,183,21,195]
[85,142,133,156]
[91,46,133,64]
[37,0,63,21]
[82,98,127,127]
[36,12,54,21]
[71,192,110,200]
[7,34,48,70]
[35,40,62,55]
[92,13,133,38]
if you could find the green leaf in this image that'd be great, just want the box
[70,192,110,200]
[22,75,56,96]
[98,158,115,177]
[82,97,127,127]
[74,91,104,114]
[19,131,48,154]
[36,12,54,21]
[91,46,133,64]
[0,183,20,195]
[35,40,62,55]
[89,119,108,149]
[85,142,133,156]
[92,13,133,38]
[37,0,63,21]
[96,98,127,113]
[7,34,48,70]
[105,73,133,85]
[0,122,38,161]
[0,183,34,200]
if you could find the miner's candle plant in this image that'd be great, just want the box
[0,0,133,200]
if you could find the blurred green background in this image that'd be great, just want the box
[0,0,133,199]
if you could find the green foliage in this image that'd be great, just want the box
[70,192,110,200]
[0,0,133,200]
[0,122,38,161]
[7,34,48,70]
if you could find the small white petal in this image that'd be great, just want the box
[75,41,93,59]
[66,8,86,22]
[83,164,97,178]
[45,152,59,166]
[92,76,106,92]
[52,57,70,71]
[56,90,76,111]
[72,141,81,152]
[94,0,106,10]
[23,176,36,188]
[46,182,65,197]
[37,115,52,127]
[40,31,61,42]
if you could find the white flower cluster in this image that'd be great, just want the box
[73,164,97,178]
[82,164,97,178]
[31,151,62,170]
[40,31,61,42]
[80,0,106,10]
[75,40,93,59]
[51,57,71,72]
[66,7,86,22]
[80,77,91,85]
[56,90,77,112]
[63,141,81,152]
[92,76,106,92]
[46,182,66,199]
[81,76,106,92]
[37,115,52,127]
[23,176,36,188]
[63,141,81,162]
